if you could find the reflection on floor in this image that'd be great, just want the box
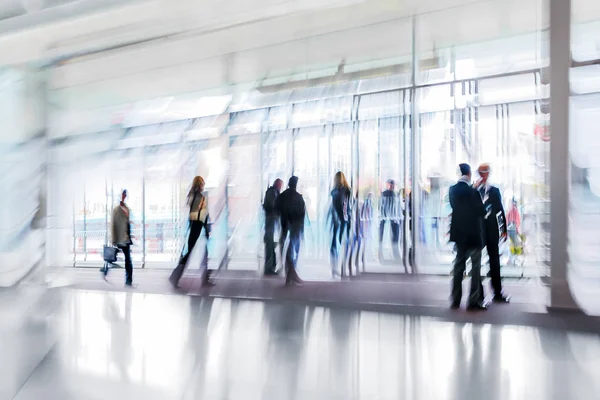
[5,288,600,399]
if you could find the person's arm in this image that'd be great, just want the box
[495,188,507,238]
[110,208,118,245]
[449,186,456,210]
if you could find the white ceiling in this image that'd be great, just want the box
[0,0,597,138]
[48,0,549,106]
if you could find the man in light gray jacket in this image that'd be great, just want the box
[111,189,134,286]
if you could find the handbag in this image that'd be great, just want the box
[103,245,118,263]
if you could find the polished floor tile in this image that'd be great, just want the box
[5,288,600,399]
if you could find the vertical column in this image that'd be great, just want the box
[0,67,48,285]
[410,15,419,273]
[141,175,146,268]
[549,0,578,309]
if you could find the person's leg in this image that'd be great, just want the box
[331,222,340,276]
[468,248,483,306]
[331,222,339,259]
[181,221,202,266]
[487,237,503,297]
[340,222,349,275]
[285,230,302,285]
[391,221,400,260]
[451,245,468,306]
[279,225,288,277]
[121,244,133,285]
[201,239,214,286]
[264,216,276,274]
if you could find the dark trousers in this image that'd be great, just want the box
[331,221,350,259]
[281,226,302,284]
[485,235,503,297]
[264,216,277,274]
[170,221,208,287]
[180,221,204,266]
[379,220,400,259]
[451,245,483,306]
[117,244,133,285]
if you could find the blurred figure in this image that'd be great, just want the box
[379,179,400,261]
[263,178,283,275]
[507,197,521,238]
[428,176,444,249]
[354,191,374,272]
[475,163,510,303]
[170,176,212,288]
[330,171,352,277]
[407,186,429,268]
[449,164,486,311]
[111,189,134,286]
[275,176,305,286]
[507,197,523,265]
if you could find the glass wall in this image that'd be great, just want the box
[569,0,600,312]
[47,0,552,283]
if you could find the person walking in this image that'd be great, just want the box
[169,176,212,288]
[263,178,283,275]
[275,176,305,286]
[330,171,352,277]
[111,189,134,287]
[379,179,401,260]
[475,163,510,303]
[449,164,487,311]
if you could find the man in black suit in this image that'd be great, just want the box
[379,179,400,260]
[275,176,305,286]
[475,164,510,303]
[449,163,487,311]
[263,178,283,275]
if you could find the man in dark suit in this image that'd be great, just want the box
[475,164,510,303]
[263,178,283,275]
[449,163,487,311]
[275,176,305,286]
[379,179,400,260]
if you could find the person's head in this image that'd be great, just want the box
[458,163,471,179]
[334,171,350,189]
[187,176,205,204]
[387,179,395,191]
[477,163,491,183]
[192,176,206,192]
[288,176,299,190]
[273,178,283,192]
[121,189,127,202]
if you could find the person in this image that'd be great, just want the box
[330,171,352,277]
[449,163,487,311]
[379,179,400,260]
[263,178,283,275]
[475,163,510,303]
[275,176,305,286]
[507,197,521,240]
[353,191,374,272]
[110,189,134,286]
[506,198,522,265]
[169,176,212,288]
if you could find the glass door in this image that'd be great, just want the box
[293,127,329,268]
[227,134,262,270]
[144,147,184,267]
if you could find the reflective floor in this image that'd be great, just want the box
[4,287,600,400]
